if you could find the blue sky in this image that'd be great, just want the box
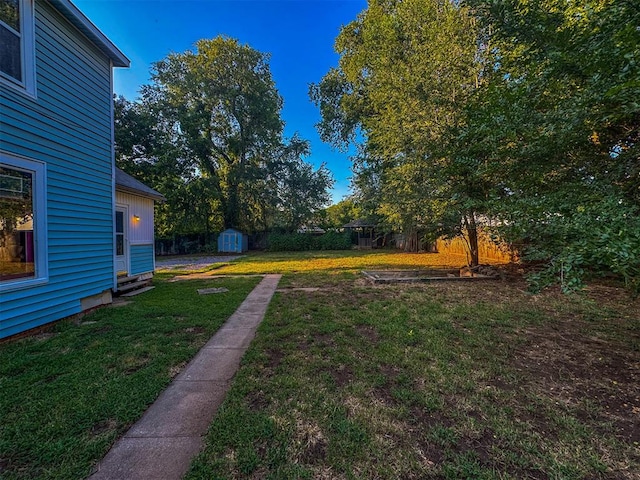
[73,0,366,204]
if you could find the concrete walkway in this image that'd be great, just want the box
[88,274,282,480]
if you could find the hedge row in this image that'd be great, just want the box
[267,232,352,251]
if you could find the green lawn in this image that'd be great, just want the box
[168,249,501,276]
[185,254,640,479]
[0,275,261,480]
[2,251,638,479]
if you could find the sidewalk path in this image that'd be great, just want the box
[88,274,282,480]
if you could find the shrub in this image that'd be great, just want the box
[500,195,640,294]
[315,231,353,250]
[267,232,352,252]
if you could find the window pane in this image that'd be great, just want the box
[0,166,35,282]
[0,0,19,32]
[115,211,124,233]
[0,24,21,81]
[116,235,124,256]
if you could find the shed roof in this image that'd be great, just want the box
[115,168,165,202]
[48,0,130,67]
[343,218,377,228]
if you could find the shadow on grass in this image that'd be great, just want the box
[0,276,261,480]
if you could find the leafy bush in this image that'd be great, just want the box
[267,233,312,251]
[267,232,352,252]
[316,231,353,250]
[500,195,640,294]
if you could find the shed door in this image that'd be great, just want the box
[115,207,128,274]
[221,232,234,252]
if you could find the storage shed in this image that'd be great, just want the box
[218,229,248,253]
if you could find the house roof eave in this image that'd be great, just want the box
[115,168,165,202]
[48,0,130,67]
[115,185,166,203]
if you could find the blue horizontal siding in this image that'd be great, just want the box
[37,5,111,76]
[2,274,111,318]
[1,304,82,338]
[0,0,117,339]
[47,188,113,207]
[0,126,110,173]
[0,102,110,153]
[47,236,112,248]
[130,244,155,275]
[35,5,111,121]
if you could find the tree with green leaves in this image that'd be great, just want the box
[313,0,640,289]
[311,0,486,260]
[270,136,334,232]
[318,196,362,230]
[115,37,333,239]
[462,0,640,291]
[144,36,284,230]
[114,95,215,238]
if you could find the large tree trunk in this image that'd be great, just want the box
[405,229,419,252]
[224,179,240,229]
[464,213,480,267]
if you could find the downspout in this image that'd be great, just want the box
[110,60,117,292]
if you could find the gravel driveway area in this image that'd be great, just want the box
[155,255,243,271]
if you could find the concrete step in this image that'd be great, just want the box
[117,274,140,285]
[117,279,151,294]
[120,286,155,297]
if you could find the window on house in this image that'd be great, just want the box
[0,0,35,95]
[0,153,46,289]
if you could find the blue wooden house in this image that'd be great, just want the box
[0,0,131,338]
[218,229,248,253]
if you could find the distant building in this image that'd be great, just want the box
[343,219,379,248]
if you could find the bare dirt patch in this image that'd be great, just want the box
[265,348,285,370]
[329,364,354,388]
[90,418,117,436]
[355,324,379,344]
[183,326,206,334]
[247,390,269,411]
[511,321,640,443]
[301,438,328,464]
[168,362,186,378]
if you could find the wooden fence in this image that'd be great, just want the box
[435,232,515,264]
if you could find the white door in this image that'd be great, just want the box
[115,206,128,274]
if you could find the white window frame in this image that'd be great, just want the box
[0,151,47,291]
[0,0,36,98]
